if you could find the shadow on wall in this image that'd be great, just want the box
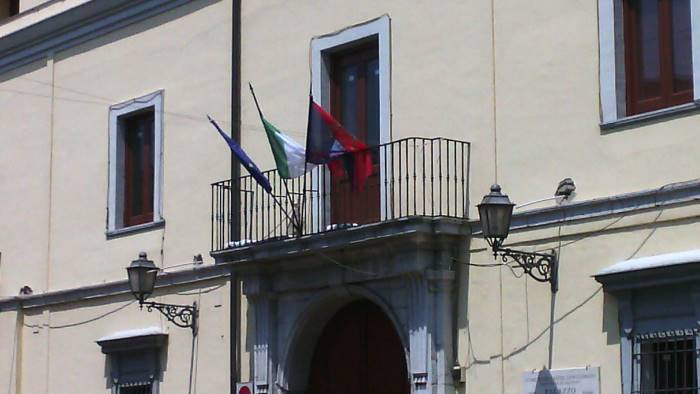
[465,286,604,370]
[0,56,47,84]
[55,0,223,64]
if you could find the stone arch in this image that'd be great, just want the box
[276,285,409,393]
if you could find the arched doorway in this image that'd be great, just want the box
[308,300,409,394]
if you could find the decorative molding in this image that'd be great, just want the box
[0,264,230,312]
[310,14,392,224]
[212,216,470,267]
[598,0,618,123]
[617,290,634,337]
[594,261,700,291]
[255,384,269,394]
[0,0,196,75]
[692,0,700,101]
[600,101,700,131]
[506,179,700,233]
[412,372,428,388]
[107,90,165,232]
[691,285,700,328]
[97,333,168,354]
[106,219,165,239]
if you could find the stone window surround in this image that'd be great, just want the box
[595,251,700,394]
[96,328,168,394]
[310,15,392,224]
[107,90,164,235]
[597,0,700,128]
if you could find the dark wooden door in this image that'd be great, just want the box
[330,43,381,225]
[308,300,409,394]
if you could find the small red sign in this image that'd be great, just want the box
[236,383,253,394]
[238,387,251,394]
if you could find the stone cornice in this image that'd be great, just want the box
[0,263,229,312]
[0,0,195,75]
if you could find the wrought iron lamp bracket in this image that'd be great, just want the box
[140,301,198,334]
[489,240,558,293]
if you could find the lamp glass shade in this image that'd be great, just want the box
[127,252,158,302]
[477,184,515,241]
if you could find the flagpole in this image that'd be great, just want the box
[206,114,297,226]
[248,83,302,234]
[248,82,265,120]
[300,93,312,236]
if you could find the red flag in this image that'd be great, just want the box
[306,98,373,191]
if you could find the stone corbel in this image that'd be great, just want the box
[690,285,700,328]
[242,274,274,300]
[617,290,634,337]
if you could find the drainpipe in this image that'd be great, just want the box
[11,300,24,394]
[231,0,242,391]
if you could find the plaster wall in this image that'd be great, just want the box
[8,277,230,394]
[462,203,700,393]
[0,59,53,295]
[0,309,21,394]
[20,0,51,13]
[0,0,92,37]
[0,0,232,295]
[239,0,700,220]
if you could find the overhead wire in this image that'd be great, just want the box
[2,78,309,139]
[23,300,137,330]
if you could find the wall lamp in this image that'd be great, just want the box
[477,184,558,292]
[127,252,198,334]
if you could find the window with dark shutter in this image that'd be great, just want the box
[122,110,155,227]
[329,41,381,224]
[624,0,693,115]
[97,332,166,394]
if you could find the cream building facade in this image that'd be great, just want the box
[1,0,700,394]
[0,0,235,393]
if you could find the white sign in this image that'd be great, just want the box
[523,367,600,394]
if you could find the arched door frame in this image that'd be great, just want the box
[276,285,409,393]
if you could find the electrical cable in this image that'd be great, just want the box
[0,83,309,139]
[23,300,136,330]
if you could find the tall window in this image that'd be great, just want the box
[330,41,380,158]
[311,15,390,225]
[121,110,155,227]
[329,41,381,224]
[108,91,163,234]
[624,0,693,115]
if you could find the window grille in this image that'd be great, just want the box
[633,330,698,393]
[119,383,152,394]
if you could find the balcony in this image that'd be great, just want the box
[210,137,471,253]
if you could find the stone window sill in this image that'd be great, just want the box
[106,219,165,239]
[600,102,700,132]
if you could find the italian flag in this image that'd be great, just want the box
[261,117,310,179]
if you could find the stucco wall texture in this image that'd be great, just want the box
[0,0,699,394]
[1,1,233,393]
[237,1,700,393]
[0,0,232,295]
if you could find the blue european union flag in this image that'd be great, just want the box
[208,115,272,193]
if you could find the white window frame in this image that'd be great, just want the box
[310,15,391,228]
[598,0,700,124]
[107,90,164,233]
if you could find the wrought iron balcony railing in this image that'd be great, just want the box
[211,137,471,252]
